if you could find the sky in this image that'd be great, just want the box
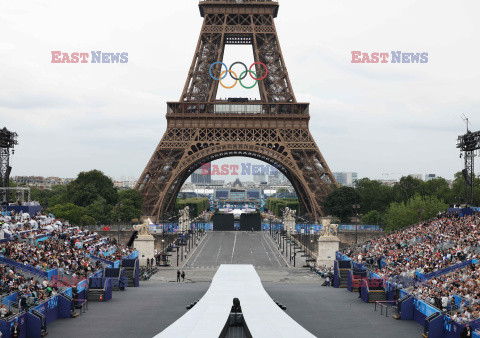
[1,0,479,182]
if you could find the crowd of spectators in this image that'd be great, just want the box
[1,211,134,276]
[0,264,58,317]
[343,213,480,280]
[0,209,138,332]
[341,211,480,324]
[411,264,480,324]
[1,230,133,277]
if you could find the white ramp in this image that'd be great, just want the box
[156,265,315,338]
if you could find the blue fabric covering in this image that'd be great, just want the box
[400,296,414,320]
[0,256,57,279]
[2,205,42,217]
[426,314,445,338]
[0,312,27,338]
[58,294,73,319]
[333,261,340,288]
[30,296,59,325]
[416,259,473,282]
[26,312,42,338]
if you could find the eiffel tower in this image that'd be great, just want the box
[136,0,338,222]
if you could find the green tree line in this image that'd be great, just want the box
[29,170,143,225]
[323,173,479,231]
[175,197,210,218]
[266,198,300,217]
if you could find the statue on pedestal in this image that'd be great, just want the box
[321,223,339,237]
[134,218,152,236]
[133,218,155,266]
[283,207,296,234]
[179,206,190,232]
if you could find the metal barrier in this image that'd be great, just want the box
[374,300,397,317]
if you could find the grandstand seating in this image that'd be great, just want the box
[335,209,480,337]
[0,210,140,337]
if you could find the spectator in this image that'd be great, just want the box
[11,321,20,338]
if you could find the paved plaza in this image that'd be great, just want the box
[46,231,424,337]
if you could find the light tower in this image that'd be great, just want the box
[0,127,19,204]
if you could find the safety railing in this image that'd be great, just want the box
[374,300,397,317]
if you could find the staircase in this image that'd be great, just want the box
[124,267,136,287]
[339,269,349,288]
[87,289,104,301]
[368,290,386,303]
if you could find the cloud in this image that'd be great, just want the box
[0,0,479,181]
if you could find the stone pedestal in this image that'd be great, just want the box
[317,236,340,267]
[134,234,155,266]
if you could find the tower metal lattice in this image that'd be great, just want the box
[136,0,338,222]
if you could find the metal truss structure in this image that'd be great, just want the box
[457,130,480,205]
[136,0,338,222]
[0,127,18,203]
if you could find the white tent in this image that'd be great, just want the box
[29,220,39,228]
[44,225,54,233]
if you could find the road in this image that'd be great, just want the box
[186,231,287,269]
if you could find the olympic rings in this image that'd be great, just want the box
[219,70,238,89]
[209,61,268,89]
[229,62,248,81]
[209,62,228,81]
[239,70,257,89]
[249,62,268,81]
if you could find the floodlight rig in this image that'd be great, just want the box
[0,127,19,204]
[456,117,480,205]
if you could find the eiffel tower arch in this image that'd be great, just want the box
[136,0,338,222]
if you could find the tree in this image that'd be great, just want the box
[361,210,382,225]
[118,189,143,210]
[111,189,144,223]
[418,177,451,202]
[355,178,394,214]
[30,186,51,208]
[266,198,299,217]
[323,187,360,223]
[111,201,141,223]
[48,185,69,207]
[175,197,210,217]
[85,197,112,224]
[67,170,118,207]
[393,175,424,203]
[447,172,480,206]
[384,194,448,232]
[49,203,86,225]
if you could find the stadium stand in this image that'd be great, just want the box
[0,210,139,337]
[334,209,480,337]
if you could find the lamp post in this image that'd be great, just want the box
[114,203,123,243]
[161,239,165,265]
[289,238,293,262]
[353,204,361,245]
[269,214,272,237]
